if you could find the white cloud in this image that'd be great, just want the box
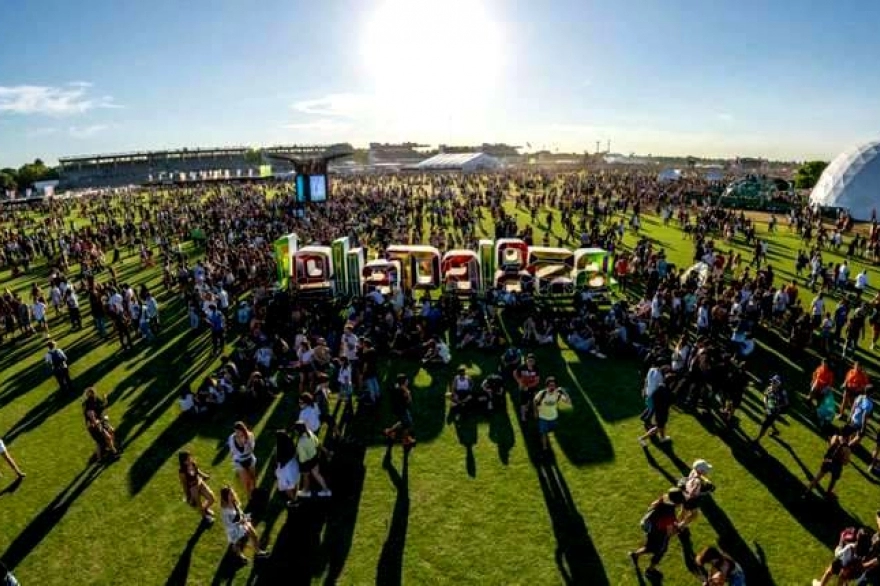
[26,127,59,137]
[0,82,120,116]
[283,119,351,132]
[68,124,109,138]
[291,93,374,118]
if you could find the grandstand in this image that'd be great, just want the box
[367,142,428,167]
[58,144,353,188]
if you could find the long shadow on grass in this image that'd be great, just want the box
[521,422,610,585]
[642,447,776,584]
[375,445,410,586]
[164,521,209,586]
[1,461,106,569]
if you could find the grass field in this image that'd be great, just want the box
[2,195,880,586]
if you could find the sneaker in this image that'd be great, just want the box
[317,489,332,497]
[659,436,672,443]
[638,438,647,447]
[299,490,312,498]
[814,580,824,586]
[256,550,270,558]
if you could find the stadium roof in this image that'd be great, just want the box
[415,152,498,170]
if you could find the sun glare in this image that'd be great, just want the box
[362,0,504,136]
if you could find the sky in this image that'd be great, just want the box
[2,0,880,167]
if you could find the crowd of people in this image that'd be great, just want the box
[1,168,880,583]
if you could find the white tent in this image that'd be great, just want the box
[657,168,682,182]
[415,152,499,172]
[810,140,880,220]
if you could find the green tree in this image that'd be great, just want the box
[0,171,16,192]
[794,160,828,189]
[15,158,58,188]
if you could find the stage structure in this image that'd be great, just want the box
[264,144,354,204]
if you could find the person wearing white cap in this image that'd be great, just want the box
[678,459,714,529]
[754,375,788,445]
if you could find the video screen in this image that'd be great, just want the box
[309,175,327,202]
[295,175,307,203]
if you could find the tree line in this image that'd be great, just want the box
[0,159,60,193]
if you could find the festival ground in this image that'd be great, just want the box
[1,192,879,586]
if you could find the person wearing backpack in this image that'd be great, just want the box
[44,339,72,392]
[629,488,686,579]
[753,375,788,445]
[803,428,853,500]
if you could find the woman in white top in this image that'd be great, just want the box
[228,422,257,499]
[219,486,269,563]
[274,430,300,506]
[298,393,322,434]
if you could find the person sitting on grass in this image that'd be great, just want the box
[178,451,215,524]
[219,486,270,564]
[694,546,745,586]
[293,421,331,498]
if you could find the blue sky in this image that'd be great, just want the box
[2,0,880,166]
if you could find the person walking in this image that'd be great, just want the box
[839,361,870,420]
[274,430,300,507]
[219,486,269,564]
[44,339,73,392]
[293,421,331,498]
[228,422,257,500]
[178,451,216,523]
[803,428,853,500]
[534,377,570,452]
[639,366,673,445]
[754,375,788,444]
[65,287,82,330]
[0,438,26,479]
[629,488,686,579]
[383,373,416,448]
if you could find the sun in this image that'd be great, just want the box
[361,0,504,135]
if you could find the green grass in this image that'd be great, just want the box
[2,194,880,585]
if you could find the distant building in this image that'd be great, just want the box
[368,143,427,167]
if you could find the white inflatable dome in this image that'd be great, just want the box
[809,140,880,220]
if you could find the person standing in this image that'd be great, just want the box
[514,354,541,422]
[228,422,257,500]
[88,286,108,338]
[83,387,119,461]
[754,375,788,444]
[44,339,73,392]
[839,361,870,420]
[0,438,26,479]
[274,430,300,507]
[32,296,49,334]
[219,486,269,563]
[178,451,216,523]
[293,421,332,497]
[65,287,82,330]
[639,366,673,445]
[534,377,570,451]
[206,304,225,356]
[359,338,380,404]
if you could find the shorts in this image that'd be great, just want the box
[519,387,537,407]
[300,457,318,473]
[233,455,257,473]
[683,497,701,511]
[538,418,558,435]
[0,439,6,454]
[820,460,844,482]
[396,408,413,429]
